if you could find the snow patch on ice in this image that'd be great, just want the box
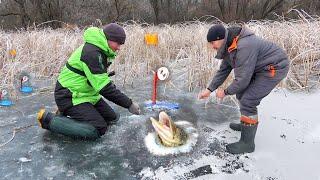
[139,167,155,179]
[141,90,320,179]
[19,157,32,163]
[308,124,320,142]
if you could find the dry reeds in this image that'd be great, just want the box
[1,16,319,99]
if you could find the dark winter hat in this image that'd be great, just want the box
[207,24,226,42]
[103,23,126,44]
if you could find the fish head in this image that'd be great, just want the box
[150,111,185,147]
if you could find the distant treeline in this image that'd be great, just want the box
[0,0,319,29]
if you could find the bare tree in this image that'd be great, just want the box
[111,0,130,21]
[217,0,285,22]
[260,0,285,19]
[1,0,320,29]
[32,0,64,28]
[150,0,160,24]
[12,0,32,28]
[0,0,64,29]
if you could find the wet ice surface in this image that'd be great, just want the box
[0,82,240,180]
[1,83,320,180]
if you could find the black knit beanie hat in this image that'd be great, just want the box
[103,23,126,44]
[207,24,226,42]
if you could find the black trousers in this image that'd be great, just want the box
[62,98,119,135]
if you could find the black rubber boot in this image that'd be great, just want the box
[229,122,241,131]
[37,109,54,130]
[226,123,258,154]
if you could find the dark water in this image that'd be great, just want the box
[0,81,240,180]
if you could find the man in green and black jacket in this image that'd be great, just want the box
[38,23,140,138]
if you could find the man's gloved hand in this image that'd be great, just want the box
[128,102,141,115]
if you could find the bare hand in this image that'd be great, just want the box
[216,88,225,100]
[198,89,211,99]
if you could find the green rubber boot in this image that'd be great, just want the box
[226,123,258,154]
[229,122,242,131]
[37,109,100,140]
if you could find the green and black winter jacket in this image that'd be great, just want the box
[54,27,132,112]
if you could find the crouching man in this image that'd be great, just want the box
[37,23,140,139]
[198,24,289,154]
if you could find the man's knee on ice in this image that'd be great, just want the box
[105,112,120,126]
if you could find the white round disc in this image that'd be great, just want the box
[2,90,7,96]
[22,76,29,82]
[157,67,169,81]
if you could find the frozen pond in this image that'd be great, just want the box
[1,83,319,180]
[0,83,241,179]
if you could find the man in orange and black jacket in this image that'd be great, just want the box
[199,24,289,154]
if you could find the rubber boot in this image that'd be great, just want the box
[229,122,241,131]
[229,114,258,132]
[226,123,258,154]
[37,109,100,140]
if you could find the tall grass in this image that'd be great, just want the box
[1,17,319,99]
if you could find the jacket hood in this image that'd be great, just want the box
[83,27,116,59]
[239,27,255,39]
